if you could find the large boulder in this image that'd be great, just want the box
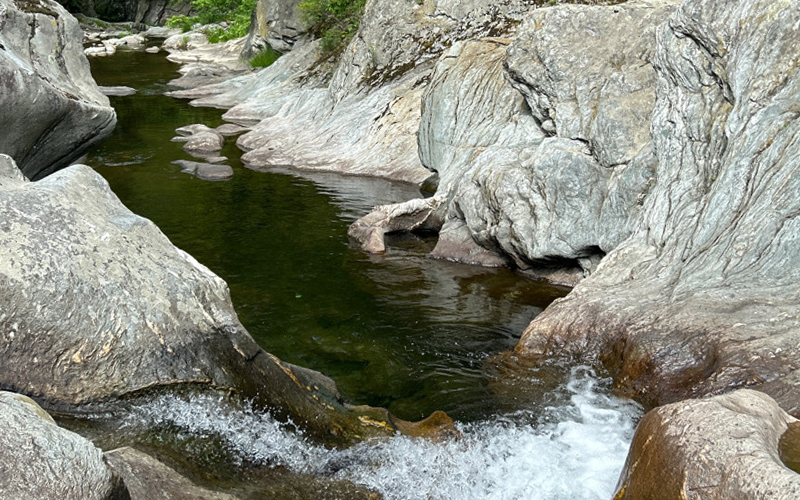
[242,0,305,57]
[613,390,800,500]
[350,1,677,279]
[0,391,129,500]
[0,0,116,180]
[517,0,800,415]
[0,155,417,445]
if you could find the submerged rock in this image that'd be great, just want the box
[173,159,234,181]
[0,0,116,180]
[100,86,137,96]
[614,390,800,500]
[0,391,128,500]
[105,448,237,500]
[0,155,407,445]
[517,0,800,415]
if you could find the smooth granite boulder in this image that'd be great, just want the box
[0,0,116,180]
[0,391,129,500]
[614,390,800,500]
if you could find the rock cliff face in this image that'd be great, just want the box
[0,0,116,180]
[517,0,800,416]
[63,0,192,24]
[242,0,304,56]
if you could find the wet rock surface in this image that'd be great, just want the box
[0,391,129,500]
[614,390,800,500]
[0,0,116,180]
[105,447,237,500]
[517,0,800,415]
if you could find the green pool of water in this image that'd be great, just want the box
[85,49,570,423]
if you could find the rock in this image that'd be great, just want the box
[0,391,129,500]
[100,86,137,96]
[0,0,116,180]
[105,447,237,500]
[68,0,192,25]
[0,156,411,445]
[242,0,305,57]
[165,35,252,89]
[173,160,234,181]
[163,32,209,52]
[170,0,561,184]
[216,123,249,136]
[104,34,146,48]
[613,390,800,500]
[85,42,118,57]
[173,124,225,153]
[516,0,800,415]
[143,26,182,39]
[347,196,444,253]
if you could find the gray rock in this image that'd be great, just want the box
[614,390,800,500]
[0,391,129,500]
[172,124,225,154]
[100,86,137,97]
[105,447,236,500]
[347,196,444,253]
[0,156,408,445]
[517,0,800,415]
[170,0,555,183]
[242,0,305,57]
[0,0,116,180]
[216,123,249,136]
[173,159,234,181]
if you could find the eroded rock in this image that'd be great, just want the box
[172,124,225,155]
[173,159,234,181]
[0,391,129,500]
[614,390,800,500]
[516,0,800,415]
[0,0,116,180]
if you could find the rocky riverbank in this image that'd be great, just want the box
[3,0,800,496]
[163,0,800,495]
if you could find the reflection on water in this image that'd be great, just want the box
[80,48,640,499]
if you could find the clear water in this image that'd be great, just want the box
[79,48,640,499]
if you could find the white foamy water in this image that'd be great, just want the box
[122,367,640,500]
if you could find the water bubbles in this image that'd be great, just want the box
[119,367,640,500]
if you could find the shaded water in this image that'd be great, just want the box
[80,48,640,498]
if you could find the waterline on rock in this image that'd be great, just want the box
[121,367,640,499]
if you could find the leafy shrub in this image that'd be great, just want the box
[298,0,366,56]
[166,0,255,42]
[249,46,281,68]
[166,14,195,32]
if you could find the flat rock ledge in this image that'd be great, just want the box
[614,390,800,500]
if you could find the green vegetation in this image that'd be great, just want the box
[249,46,281,68]
[298,0,366,56]
[166,0,255,42]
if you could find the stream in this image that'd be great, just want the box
[77,47,642,500]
